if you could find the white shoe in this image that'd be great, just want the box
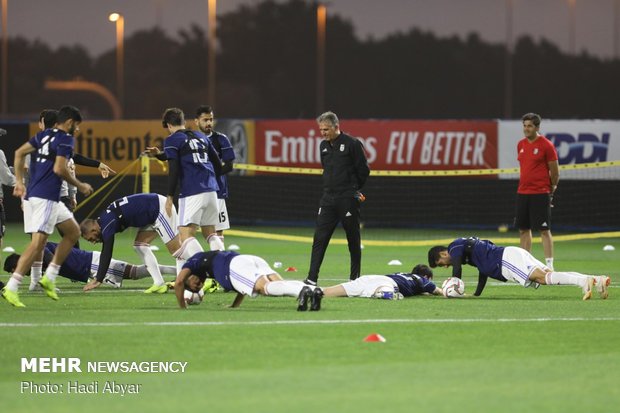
[582,277,594,301]
[594,276,610,299]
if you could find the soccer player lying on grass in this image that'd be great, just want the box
[318,264,442,300]
[175,250,324,311]
[80,193,202,294]
[428,237,610,300]
[3,242,176,288]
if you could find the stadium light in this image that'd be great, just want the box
[568,0,576,54]
[207,0,217,106]
[316,3,326,114]
[109,12,124,118]
[504,0,513,118]
[1,0,8,116]
[615,0,619,59]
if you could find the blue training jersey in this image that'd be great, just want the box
[45,242,92,282]
[98,193,161,242]
[386,273,437,297]
[448,237,505,280]
[182,251,240,291]
[163,129,219,198]
[205,131,235,199]
[27,128,74,201]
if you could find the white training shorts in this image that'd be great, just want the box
[228,254,276,297]
[90,251,127,288]
[137,195,178,245]
[339,275,398,298]
[23,197,74,234]
[178,191,219,228]
[215,198,230,231]
[90,251,129,278]
[501,246,547,286]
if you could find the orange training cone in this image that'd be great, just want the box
[363,333,386,343]
[285,267,298,272]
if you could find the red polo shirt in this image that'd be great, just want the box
[517,135,558,194]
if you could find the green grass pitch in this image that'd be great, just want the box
[1,224,619,413]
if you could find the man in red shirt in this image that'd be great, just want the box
[516,113,559,270]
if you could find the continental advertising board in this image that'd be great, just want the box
[27,119,253,176]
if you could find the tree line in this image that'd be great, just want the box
[4,0,620,120]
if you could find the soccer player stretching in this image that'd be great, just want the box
[428,237,610,300]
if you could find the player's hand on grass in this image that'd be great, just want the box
[83,280,101,292]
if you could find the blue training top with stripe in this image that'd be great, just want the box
[45,242,92,283]
[163,130,219,198]
[205,131,235,199]
[386,273,437,296]
[448,237,505,280]
[27,128,74,201]
[98,193,162,242]
[182,251,240,292]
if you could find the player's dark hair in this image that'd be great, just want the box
[427,246,447,268]
[57,105,82,124]
[3,253,20,274]
[184,277,201,293]
[39,109,58,129]
[412,264,433,279]
[195,105,213,118]
[162,108,185,128]
[521,112,541,127]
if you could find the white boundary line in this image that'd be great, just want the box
[1,317,619,328]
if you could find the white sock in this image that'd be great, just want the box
[264,280,307,297]
[133,243,164,286]
[160,265,177,275]
[545,271,590,288]
[44,263,61,282]
[176,259,185,275]
[207,233,225,251]
[174,237,204,260]
[130,265,176,280]
[218,235,225,249]
[30,261,43,287]
[545,258,554,270]
[7,273,23,292]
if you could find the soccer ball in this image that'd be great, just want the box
[184,289,205,305]
[441,277,465,298]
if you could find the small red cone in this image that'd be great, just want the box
[285,266,298,272]
[363,333,386,342]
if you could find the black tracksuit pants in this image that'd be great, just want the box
[307,193,361,283]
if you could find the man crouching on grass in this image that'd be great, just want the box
[175,249,324,311]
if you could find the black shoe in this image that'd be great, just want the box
[297,286,312,311]
[0,280,4,290]
[310,288,323,311]
[303,278,317,286]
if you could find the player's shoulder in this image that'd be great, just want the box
[538,135,556,148]
[213,130,230,141]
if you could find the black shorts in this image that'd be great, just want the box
[515,193,551,231]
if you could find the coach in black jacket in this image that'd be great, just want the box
[305,111,370,286]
